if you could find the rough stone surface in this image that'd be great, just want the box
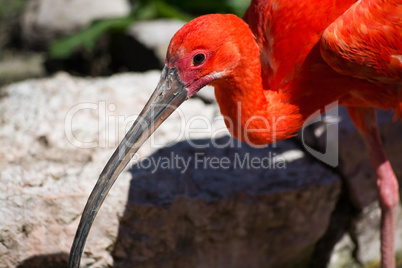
[21,0,131,47]
[351,204,402,266]
[302,106,402,267]
[327,204,402,268]
[327,233,359,268]
[303,107,402,209]
[113,136,341,268]
[0,71,218,267]
[0,72,342,267]
[338,108,402,210]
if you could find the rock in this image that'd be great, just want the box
[327,233,359,268]
[0,50,45,86]
[301,106,402,266]
[337,108,402,210]
[113,136,341,268]
[327,204,402,267]
[301,106,402,209]
[0,70,215,267]
[0,71,342,267]
[21,0,131,48]
[194,85,217,103]
[128,19,185,64]
[351,204,402,266]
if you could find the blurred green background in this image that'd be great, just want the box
[0,0,249,86]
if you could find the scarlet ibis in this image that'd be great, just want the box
[69,0,401,267]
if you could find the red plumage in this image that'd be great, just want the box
[167,0,401,266]
[69,1,401,267]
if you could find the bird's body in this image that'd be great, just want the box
[69,0,401,267]
[201,0,402,145]
[205,1,401,265]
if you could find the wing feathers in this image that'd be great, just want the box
[320,0,402,83]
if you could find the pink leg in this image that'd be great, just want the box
[347,107,399,268]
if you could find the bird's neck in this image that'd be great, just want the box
[213,57,303,146]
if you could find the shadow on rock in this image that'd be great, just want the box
[112,136,341,268]
[17,252,68,268]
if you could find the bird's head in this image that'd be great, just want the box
[166,13,255,97]
[68,14,256,268]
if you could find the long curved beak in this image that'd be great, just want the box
[68,67,188,268]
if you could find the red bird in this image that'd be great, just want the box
[69,0,401,267]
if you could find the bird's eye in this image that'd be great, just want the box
[193,53,206,66]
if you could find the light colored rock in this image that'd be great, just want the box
[328,233,359,268]
[0,71,223,267]
[351,204,402,266]
[128,19,185,64]
[21,0,131,47]
[0,51,45,86]
[0,71,342,267]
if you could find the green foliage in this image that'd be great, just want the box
[132,0,193,21]
[49,17,134,59]
[158,0,249,16]
[0,0,27,19]
[48,0,249,60]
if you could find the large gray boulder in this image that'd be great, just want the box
[113,136,341,268]
[0,72,341,267]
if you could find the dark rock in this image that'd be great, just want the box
[301,106,402,266]
[112,136,341,268]
[301,106,402,210]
